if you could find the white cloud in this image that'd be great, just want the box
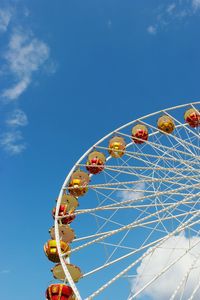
[118,182,145,202]
[6,109,28,127]
[0,6,55,155]
[0,131,26,154]
[2,29,49,100]
[148,1,200,35]
[3,77,30,100]
[0,8,12,33]
[166,3,176,14]
[147,25,157,35]
[192,0,200,11]
[130,233,200,299]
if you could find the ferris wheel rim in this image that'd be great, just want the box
[54,101,200,300]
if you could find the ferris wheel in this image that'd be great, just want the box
[44,102,200,300]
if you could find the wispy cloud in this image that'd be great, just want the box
[192,0,200,11]
[0,130,26,155]
[0,3,55,155]
[147,1,200,35]
[166,3,176,14]
[147,25,157,35]
[130,233,200,299]
[2,108,28,154]
[118,182,145,203]
[0,7,12,33]
[2,29,49,101]
[3,78,30,101]
[6,109,28,127]
[0,269,10,275]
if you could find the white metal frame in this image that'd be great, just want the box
[54,101,200,300]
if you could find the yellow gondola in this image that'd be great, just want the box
[44,240,70,263]
[68,170,90,197]
[157,115,175,134]
[108,136,126,158]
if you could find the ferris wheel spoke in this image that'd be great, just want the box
[99,142,200,184]
[92,166,129,236]
[98,165,200,173]
[164,108,200,144]
[99,241,136,251]
[77,216,184,250]
[73,200,197,240]
[125,144,197,183]
[139,225,200,300]
[90,212,125,228]
[78,191,197,230]
[100,185,164,264]
[102,151,136,186]
[72,192,200,254]
[75,199,200,217]
[140,118,200,159]
[126,150,198,184]
[83,214,200,286]
[104,229,132,264]
[91,153,139,209]
[102,161,190,262]
[169,251,200,300]
[188,274,200,300]
[86,212,200,299]
[92,206,127,234]
[92,166,157,235]
[96,145,199,167]
[73,182,200,216]
[105,157,200,194]
[91,186,120,206]
[144,136,200,174]
[102,168,143,192]
[83,233,169,279]
[156,170,199,227]
[87,174,200,191]
[51,102,200,299]
[73,208,200,249]
[153,173,199,225]
[122,143,186,183]
[115,152,158,181]
[116,130,200,167]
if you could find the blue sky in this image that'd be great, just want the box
[1,0,200,299]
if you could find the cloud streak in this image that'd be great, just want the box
[192,0,200,11]
[0,8,12,33]
[6,109,28,127]
[118,182,145,203]
[2,29,49,101]
[147,0,200,35]
[0,131,26,155]
[0,4,55,155]
[147,25,157,35]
